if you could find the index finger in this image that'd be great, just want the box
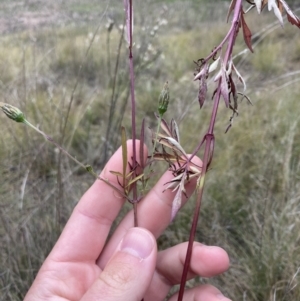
[98,154,202,267]
[47,140,145,263]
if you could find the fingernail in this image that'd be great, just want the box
[120,228,154,259]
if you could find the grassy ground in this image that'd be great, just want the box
[1,1,300,300]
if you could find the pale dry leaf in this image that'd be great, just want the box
[227,0,237,22]
[194,68,205,81]
[164,173,184,191]
[226,60,233,76]
[214,69,222,82]
[262,0,268,10]
[189,166,201,175]
[221,65,229,107]
[233,64,247,91]
[208,57,220,73]
[197,63,209,108]
[198,76,207,108]
[160,118,173,137]
[254,0,262,14]
[268,0,284,26]
[153,153,186,163]
[171,119,180,143]
[171,188,182,221]
[164,137,188,157]
[278,1,283,13]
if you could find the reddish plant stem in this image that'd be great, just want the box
[203,19,236,64]
[128,0,138,227]
[177,1,243,300]
[177,87,220,301]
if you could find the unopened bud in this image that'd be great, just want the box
[0,103,26,123]
[85,165,93,172]
[158,81,169,117]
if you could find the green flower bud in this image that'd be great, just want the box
[85,165,93,172]
[158,81,169,117]
[0,103,26,123]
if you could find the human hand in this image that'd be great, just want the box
[24,140,230,301]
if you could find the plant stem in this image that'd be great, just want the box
[102,19,125,165]
[127,0,139,227]
[23,119,132,202]
[177,1,243,300]
[23,120,87,169]
[150,115,162,163]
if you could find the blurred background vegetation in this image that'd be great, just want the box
[0,0,300,300]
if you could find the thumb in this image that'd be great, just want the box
[81,228,157,301]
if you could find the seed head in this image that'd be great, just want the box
[158,81,169,117]
[0,103,26,123]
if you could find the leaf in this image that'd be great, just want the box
[220,65,229,107]
[261,0,268,10]
[261,0,269,10]
[189,165,201,175]
[254,0,262,13]
[171,119,180,142]
[286,13,300,28]
[157,138,177,150]
[268,0,284,26]
[237,92,253,105]
[196,63,209,108]
[163,137,188,157]
[232,64,247,91]
[99,177,129,201]
[153,153,185,163]
[126,171,134,179]
[193,68,205,81]
[279,0,300,28]
[241,11,254,53]
[164,173,184,192]
[207,136,215,168]
[154,132,169,140]
[109,171,124,178]
[127,173,144,187]
[198,76,207,108]
[171,188,182,221]
[229,75,238,110]
[278,1,283,14]
[214,69,222,82]
[159,116,172,137]
[208,57,220,73]
[227,0,237,22]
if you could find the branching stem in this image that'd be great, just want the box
[177,1,243,300]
